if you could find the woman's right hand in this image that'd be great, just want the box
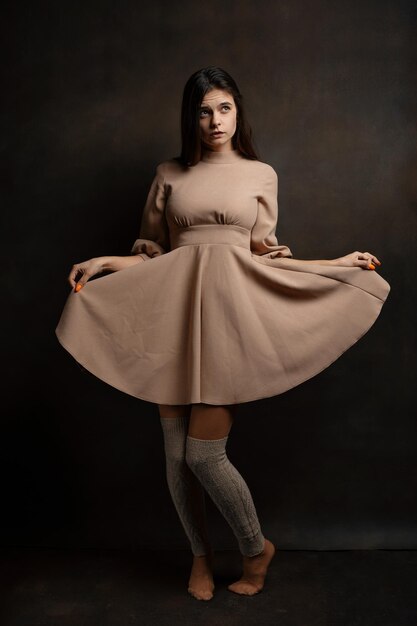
[68,257,105,291]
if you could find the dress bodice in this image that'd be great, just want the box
[164,150,263,233]
[130,148,294,261]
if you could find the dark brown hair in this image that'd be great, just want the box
[177,66,260,167]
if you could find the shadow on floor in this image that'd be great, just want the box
[0,548,416,625]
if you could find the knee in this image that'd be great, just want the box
[163,442,186,464]
[185,442,200,471]
[185,438,226,474]
[185,440,213,474]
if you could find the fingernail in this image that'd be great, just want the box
[75,284,83,292]
[369,264,375,270]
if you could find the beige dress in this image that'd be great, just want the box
[55,148,391,405]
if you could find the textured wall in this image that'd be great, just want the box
[2,0,415,550]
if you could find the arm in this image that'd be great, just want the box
[250,166,293,259]
[251,167,376,269]
[70,164,170,289]
[130,162,170,261]
[291,258,337,265]
[87,164,171,273]
[68,254,145,290]
[99,255,147,271]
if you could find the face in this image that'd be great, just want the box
[199,88,237,152]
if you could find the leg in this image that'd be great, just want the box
[186,403,276,595]
[158,404,214,601]
[158,404,210,555]
[158,404,192,419]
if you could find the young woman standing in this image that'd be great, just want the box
[56,66,390,601]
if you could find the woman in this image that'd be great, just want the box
[55,66,391,601]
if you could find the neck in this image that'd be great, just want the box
[201,147,245,164]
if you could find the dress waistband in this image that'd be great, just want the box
[170,224,251,250]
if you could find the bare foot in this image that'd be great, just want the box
[227,538,276,596]
[188,551,215,601]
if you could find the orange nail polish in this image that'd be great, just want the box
[369,264,375,270]
[75,284,83,292]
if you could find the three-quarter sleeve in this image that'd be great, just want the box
[250,166,293,259]
[130,163,170,261]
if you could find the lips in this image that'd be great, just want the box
[211,132,224,136]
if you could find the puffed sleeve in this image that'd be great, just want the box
[130,163,170,261]
[250,166,293,259]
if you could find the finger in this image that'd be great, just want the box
[74,274,90,291]
[355,259,374,270]
[68,266,80,288]
[357,253,376,270]
[364,256,375,269]
[364,252,381,266]
[358,261,371,269]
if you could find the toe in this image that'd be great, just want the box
[228,580,262,595]
[188,586,214,601]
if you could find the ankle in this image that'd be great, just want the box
[242,539,275,565]
[193,546,213,557]
[194,553,210,559]
[242,538,266,559]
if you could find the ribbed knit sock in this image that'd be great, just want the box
[159,416,211,556]
[185,435,266,557]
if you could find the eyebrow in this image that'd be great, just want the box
[199,101,233,109]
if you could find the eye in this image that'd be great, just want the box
[199,105,232,117]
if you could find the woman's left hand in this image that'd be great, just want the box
[333,251,382,270]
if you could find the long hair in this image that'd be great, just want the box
[177,66,260,167]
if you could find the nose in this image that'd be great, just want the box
[211,112,221,127]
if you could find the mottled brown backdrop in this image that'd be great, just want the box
[2,0,416,551]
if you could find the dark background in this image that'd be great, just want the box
[2,0,416,553]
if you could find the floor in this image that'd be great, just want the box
[0,548,415,625]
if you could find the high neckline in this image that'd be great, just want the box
[201,148,245,164]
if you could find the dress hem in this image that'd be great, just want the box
[55,291,385,406]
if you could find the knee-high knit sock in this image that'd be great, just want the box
[185,435,266,557]
[159,416,211,556]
